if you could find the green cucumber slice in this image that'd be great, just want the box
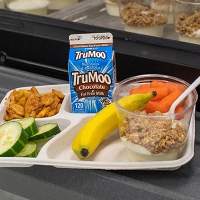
[29,123,61,141]
[17,117,38,137]
[0,121,28,157]
[16,141,38,158]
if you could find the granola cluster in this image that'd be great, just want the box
[109,0,117,3]
[175,12,200,37]
[119,110,187,154]
[120,4,168,27]
[153,0,169,6]
[180,0,196,2]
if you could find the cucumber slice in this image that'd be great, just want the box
[0,121,28,157]
[17,117,38,137]
[16,141,38,158]
[29,123,61,141]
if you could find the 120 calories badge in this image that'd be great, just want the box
[68,32,116,113]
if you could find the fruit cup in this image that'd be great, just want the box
[172,0,200,44]
[6,0,50,16]
[112,74,198,162]
[117,0,170,37]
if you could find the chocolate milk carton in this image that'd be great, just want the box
[68,32,116,113]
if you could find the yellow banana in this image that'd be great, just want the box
[72,91,157,160]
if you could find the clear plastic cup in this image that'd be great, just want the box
[167,3,173,24]
[104,0,120,17]
[48,0,78,11]
[112,74,198,162]
[172,0,200,44]
[0,0,5,8]
[117,0,170,37]
[6,0,50,16]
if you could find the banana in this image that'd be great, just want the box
[72,91,157,160]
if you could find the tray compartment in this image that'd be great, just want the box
[0,84,70,123]
[43,121,127,162]
[39,113,194,170]
[35,117,71,152]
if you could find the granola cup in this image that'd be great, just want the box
[172,0,200,44]
[112,74,198,162]
[117,0,170,37]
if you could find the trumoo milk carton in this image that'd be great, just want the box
[68,32,116,113]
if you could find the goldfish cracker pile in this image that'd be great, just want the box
[130,80,186,114]
[4,86,65,121]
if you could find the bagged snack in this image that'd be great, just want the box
[68,32,116,113]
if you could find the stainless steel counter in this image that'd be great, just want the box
[49,0,178,41]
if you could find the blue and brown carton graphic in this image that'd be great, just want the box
[68,32,116,113]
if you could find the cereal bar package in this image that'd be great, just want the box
[68,32,116,113]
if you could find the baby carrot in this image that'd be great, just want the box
[175,106,183,113]
[139,84,151,88]
[165,82,186,93]
[155,89,183,113]
[143,100,160,113]
[130,86,170,101]
[150,80,166,88]
[175,106,184,119]
[150,80,186,93]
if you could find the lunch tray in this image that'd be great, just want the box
[0,84,195,170]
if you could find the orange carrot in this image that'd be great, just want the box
[150,80,186,93]
[177,98,185,108]
[139,84,151,88]
[175,106,183,113]
[175,106,184,119]
[165,82,186,93]
[143,100,160,113]
[150,80,166,88]
[155,89,183,113]
[130,87,170,101]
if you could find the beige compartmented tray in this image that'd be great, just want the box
[0,84,195,170]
